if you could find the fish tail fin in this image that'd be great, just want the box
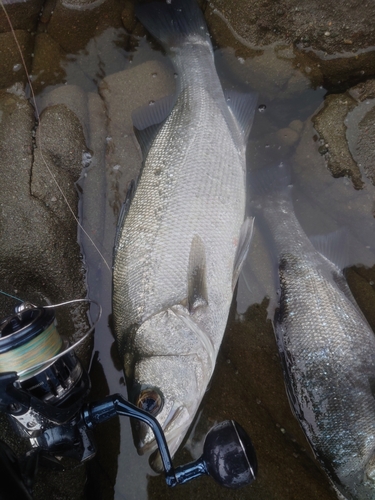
[135,0,210,50]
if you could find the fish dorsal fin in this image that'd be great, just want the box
[132,94,176,158]
[309,228,349,271]
[232,217,254,290]
[113,179,137,262]
[188,235,208,312]
[224,90,258,141]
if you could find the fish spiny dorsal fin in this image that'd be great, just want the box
[187,235,208,312]
[232,217,254,290]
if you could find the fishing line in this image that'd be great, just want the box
[0,290,23,302]
[0,298,102,380]
[0,1,111,272]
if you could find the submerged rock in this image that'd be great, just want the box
[312,79,375,189]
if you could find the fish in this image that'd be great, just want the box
[112,0,257,466]
[250,163,375,500]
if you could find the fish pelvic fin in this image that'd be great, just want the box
[188,235,208,312]
[232,217,254,290]
[135,0,210,51]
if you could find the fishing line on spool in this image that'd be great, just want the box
[0,297,101,381]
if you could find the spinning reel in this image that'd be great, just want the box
[0,300,257,497]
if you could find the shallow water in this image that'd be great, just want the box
[4,3,375,499]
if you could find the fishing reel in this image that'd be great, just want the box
[0,301,257,497]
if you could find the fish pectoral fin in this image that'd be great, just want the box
[187,235,208,312]
[132,94,176,158]
[113,179,137,262]
[224,89,258,142]
[232,217,254,291]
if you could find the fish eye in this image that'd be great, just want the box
[136,388,164,416]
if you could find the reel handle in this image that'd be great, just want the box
[83,395,257,488]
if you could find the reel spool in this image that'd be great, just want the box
[0,299,100,457]
[0,302,85,410]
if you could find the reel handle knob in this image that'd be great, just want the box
[174,420,257,488]
[202,420,257,488]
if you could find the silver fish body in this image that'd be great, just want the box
[254,165,375,499]
[113,0,256,460]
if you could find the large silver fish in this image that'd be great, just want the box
[113,0,256,462]
[252,164,375,499]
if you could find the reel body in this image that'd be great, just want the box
[0,301,258,496]
[0,302,95,462]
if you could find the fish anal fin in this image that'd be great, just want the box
[188,235,208,312]
[232,217,254,290]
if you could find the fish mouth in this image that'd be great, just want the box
[134,404,191,465]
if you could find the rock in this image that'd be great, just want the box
[0,0,43,33]
[312,93,363,189]
[354,106,375,185]
[99,59,175,215]
[346,80,375,186]
[0,30,33,89]
[205,1,375,89]
[46,0,125,54]
[312,79,375,189]
[31,33,67,92]
[31,104,88,221]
